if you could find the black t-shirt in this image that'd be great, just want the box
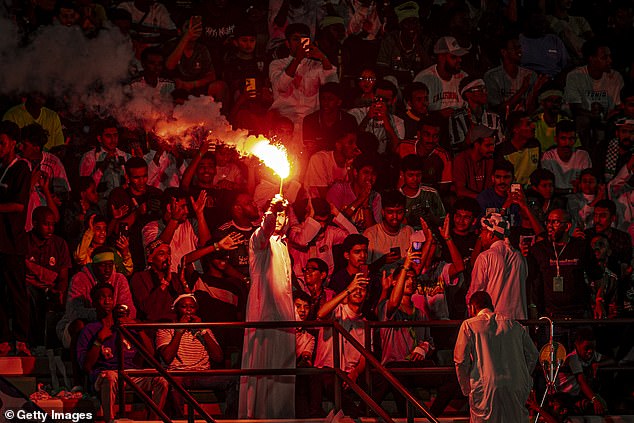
[222,51,266,98]
[0,159,31,255]
[302,111,358,154]
[212,221,256,278]
[528,237,600,317]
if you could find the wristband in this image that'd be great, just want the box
[213,242,220,250]
[349,205,357,212]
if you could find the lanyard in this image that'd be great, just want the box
[552,242,568,277]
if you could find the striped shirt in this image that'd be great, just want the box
[156,328,218,370]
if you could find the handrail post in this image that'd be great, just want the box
[117,332,125,419]
[364,320,372,416]
[333,322,342,411]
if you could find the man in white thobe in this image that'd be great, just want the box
[467,212,528,320]
[239,195,296,418]
[454,291,538,423]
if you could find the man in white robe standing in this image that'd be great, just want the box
[454,291,538,423]
[239,195,296,418]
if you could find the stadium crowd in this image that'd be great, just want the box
[1,0,634,420]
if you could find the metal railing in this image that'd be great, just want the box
[115,317,634,422]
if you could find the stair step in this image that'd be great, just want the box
[5,376,37,395]
[0,356,71,377]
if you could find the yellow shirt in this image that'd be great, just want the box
[3,104,65,150]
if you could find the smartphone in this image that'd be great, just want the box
[511,183,521,193]
[359,264,369,278]
[390,246,401,257]
[119,222,129,237]
[191,15,202,26]
[300,37,310,50]
[411,241,422,264]
[245,78,257,97]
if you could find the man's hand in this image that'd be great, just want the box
[115,235,130,256]
[191,190,208,217]
[218,232,245,250]
[270,195,288,213]
[111,203,130,220]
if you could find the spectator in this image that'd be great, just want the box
[58,246,136,385]
[533,90,578,152]
[400,82,430,140]
[117,0,177,48]
[288,197,357,278]
[3,92,65,151]
[239,195,295,418]
[156,294,237,417]
[527,168,566,225]
[128,47,176,104]
[326,154,382,233]
[108,157,163,271]
[79,118,130,205]
[547,0,594,62]
[299,258,335,320]
[413,36,469,116]
[467,212,528,320]
[0,120,32,356]
[527,209,598,318]
[519,10,569,78]
[449,77,503,152]
[303,82,357,156]
[541,120,592,195]
[376,1,432,89]
[294,289,315,418]
[399,154,445,229]
[346,67,378,109]
[454,291,539,423]
[141,187,211,273]
[453,125,495,199]
[590,234,619,319]
[405,116,452,193]
[269,23,337,138]
[476,160,521,227]
[77,283,167,422]
[495,111,541,185]
[304,119,361,198]
[599,117,634,183]
[315,16,346,73]
[60,176,100,251]
[484,32,544,114]
[567,168,605,230]
[348,79,405,154]
[26,206,71,350]
[330,233,369,294]
[164,17,228,101]
[129,240,186,323]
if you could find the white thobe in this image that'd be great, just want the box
[238,211,296,418]
[467,240,528,320]
[454,309,538,423]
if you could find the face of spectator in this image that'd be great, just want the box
[375,88,396,110]
[618,124,634,147]
[127,166,148,194]
[502,38,522,65]
[93,222,107,246]
[233,193,259,221]
[589,47,612,73]
[546,210,570,242]
[417,125,441,152]
[303,262,326,295]
[408,89,429,115]
[555,131,576,160]
[464,85,488,106]
[58,6,80,26]
[319,91,342,113]
[357,69,377,94]
[235,35,256,55]
[579,173,597,195]
[349,284,367,306]
[82,181,99,205]
[196,157,216,185]
[354,165,377,188]
[382,205,405,231]
[402,269,417,296]
[441,53,462,74]
[93,260,114,283]
[286,32,308,57]
[542,96,563,115]
[98,127,119,153]
[18,140,42,161]
[344,244,368,269]
[400,17,420,41]
[325,23,346,43]
[591,235,610,262]
[513,117,535,140]
[492,170,512,197]
[479,227,497,249]
[593,207,614,233]
[34,212,56,240]
[169,198,189,223]
[403,169,422,190]
[337,133,361,161]
[93,287,114,315]
[453,209,475,234]
[623,96,634,118]
[149,244,171,273]
[275,210,288,233]
[534,178,555,200]
[175,297,198,319]
[0,134,16,160]
[575,339,596,362]
[474,138,495,159]
[142,53,164,79]
[294,298,310,321]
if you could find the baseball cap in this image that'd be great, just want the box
[434,36,469,56]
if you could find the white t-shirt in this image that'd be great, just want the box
[313,303,365,372]
[348,107,405,154]
[413,64,467,111]
[541,149,592,190]
[303,150,348,196]
[564,66,624,112]
[363,223,414,265]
